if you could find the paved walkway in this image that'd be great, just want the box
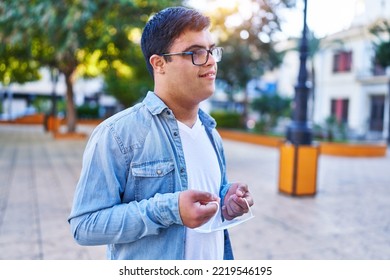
[0,124,389,260]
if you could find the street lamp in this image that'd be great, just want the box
[278,0,319,196]
[286,0,312,145]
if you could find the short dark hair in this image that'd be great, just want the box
[141,6,210,78]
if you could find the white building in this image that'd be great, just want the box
[313,0,390,141]
[273,0,390,141]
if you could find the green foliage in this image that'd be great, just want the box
[374,41,390,68]
[369,19,390,68]
[251,94,291,132]
[210,110,243,129]
[103,41,152,108]
[0,43,41,85]
[55,99,66,116]
[312,116,348,142]
[76,104,99,119]
[209,1,289,94]
[0,0,182,131]
[104,69,150,108]
[1,0,183,76]
[218,41,283,95]
[32,97,51,113]
[203,1,291,126]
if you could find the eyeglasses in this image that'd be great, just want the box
[160,47,223,66]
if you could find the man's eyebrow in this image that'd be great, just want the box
[183,43,216,52]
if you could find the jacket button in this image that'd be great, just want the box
[156,169,162,175]
[173,132,178,137]
[180,168,185,173]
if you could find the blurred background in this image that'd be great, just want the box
[1,0,389,143]
[0,0,390,260]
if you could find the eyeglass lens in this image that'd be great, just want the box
[193,48,222,65]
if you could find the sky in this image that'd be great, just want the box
[281,0,358,37]
[187,0,358,38]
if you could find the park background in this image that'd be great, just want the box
[0,0,389,260]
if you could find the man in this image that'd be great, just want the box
[68,6,254,260]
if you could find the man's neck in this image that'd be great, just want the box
[154,90,199,128]
[175,108,198,128]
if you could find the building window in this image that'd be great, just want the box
[369,95,385,132]
[332,51,352,73]
[331,98,349,123]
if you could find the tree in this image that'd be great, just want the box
[201,0,291,126]
[103,36,153,108]
[369,18,390,70]
[0,42,41,119]
[251,94,291,133]
[369,18,390,143]
[373,41,390,69]
[0,0,181,132]
[0,44,41,86]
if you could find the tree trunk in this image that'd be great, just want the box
[64,72,77,133]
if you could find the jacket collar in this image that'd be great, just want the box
[143,91,217,129]
[143,91,168,115]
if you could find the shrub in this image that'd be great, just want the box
[210,110,242,129]
[76,105,99,119]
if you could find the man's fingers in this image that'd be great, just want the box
[222,195,252,220]
[199,201,219,217]
[236,184,249,197]
[179,190,219,228]
[192,190,219,204]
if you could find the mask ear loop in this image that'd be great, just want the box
[243,198,253,217]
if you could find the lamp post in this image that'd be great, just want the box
[286,0,312,145]
[278,0,319,196]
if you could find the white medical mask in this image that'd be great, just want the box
[193,198,254,233]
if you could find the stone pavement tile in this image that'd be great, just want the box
[0,125,106,260]
[0,147,42,259]
[0,240,42,260]
[230,217,319,260]
[321,229,390,260]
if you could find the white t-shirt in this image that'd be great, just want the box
[177,117,224,260]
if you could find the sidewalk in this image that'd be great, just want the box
[0,124,389,260]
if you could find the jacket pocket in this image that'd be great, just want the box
[131,159,175,201]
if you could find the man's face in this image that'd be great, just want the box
[163,29,218,106]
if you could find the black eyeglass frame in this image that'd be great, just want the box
[160,47,223,66]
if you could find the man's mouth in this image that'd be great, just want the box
[199,71,216,78]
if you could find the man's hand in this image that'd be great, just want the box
[179,190,219,228]
[222,183,254,220]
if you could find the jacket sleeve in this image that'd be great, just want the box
[68,123,182,246]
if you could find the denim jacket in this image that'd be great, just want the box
[68,91,234,260]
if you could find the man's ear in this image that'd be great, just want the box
[149,54,166,75]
